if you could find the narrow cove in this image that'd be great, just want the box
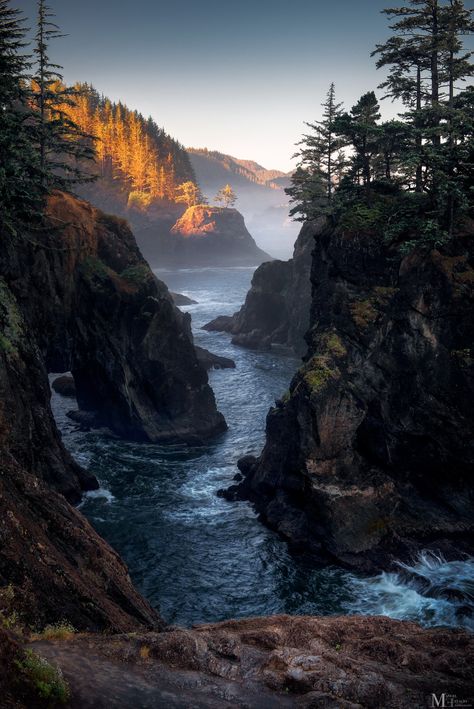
[50,267,474,631]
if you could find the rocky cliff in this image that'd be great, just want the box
[157,205,272,267]
[228,219,474,570]
[0,190,227,632]
[2,192,225,450]
[204,219,318,354]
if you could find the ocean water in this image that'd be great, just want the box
[49,267,474,630]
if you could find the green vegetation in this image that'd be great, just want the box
[0,0,94,236]
[287,0,474,251]
[304,355,339,393]
[322,332,347,358]
[15,649,70,705]
[120,264,151,286]
[350,299,379,329]
[80,256,110,282]
[302,330,348,393]
[350,287,398,329]
[38,622,76,642]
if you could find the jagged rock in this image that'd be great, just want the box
[0,454,161,633]
[52,374,76,398]
[203,315,234,332]
[0,277,96,502]
[203,219,320,354]
[2,192,226,448]
[165,205,272,267]
[195,346,236,370]
[231,220,474,570]
[30,615,474,708]
[0,191,226,633]
[170,291,198,305]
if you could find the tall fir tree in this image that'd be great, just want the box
[335,92,382,190]
[373,0,473,230]
[0,0,43,233]
[286,83,344,220]
[32,0,95,189]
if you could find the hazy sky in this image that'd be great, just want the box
[17,0,474,171]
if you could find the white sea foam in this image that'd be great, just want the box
[82,487,115,504]
[345,551,474,630]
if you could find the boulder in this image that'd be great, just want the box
[51,374,76,398]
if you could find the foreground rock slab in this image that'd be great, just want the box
[31,615,474,708]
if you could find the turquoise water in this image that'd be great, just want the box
[50,267,474,630]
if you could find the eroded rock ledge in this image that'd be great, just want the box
[226,220,474,571]
[27,615,474,708]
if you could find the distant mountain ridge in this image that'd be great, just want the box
[187,149,298,259]
[187,148,292,191]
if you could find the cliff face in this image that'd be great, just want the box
[0,455,160,632]
[230,221,474,570]
[3,192,225,449]
[204,219,318,354]
[0,191,226,631]
[155,205,272,267]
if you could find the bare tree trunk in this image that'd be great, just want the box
[415,64,423,193]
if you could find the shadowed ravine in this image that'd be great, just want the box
[50,267,474,631]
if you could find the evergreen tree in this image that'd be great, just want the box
[214,184,237,208]
[373,0,473,230]
[300,84,344,200]
[0,0,42,233]
[335,92,382,190]
[31,0,95,189]
[175,181,203,208]
[286,166,326,222]
[286,83,344,220]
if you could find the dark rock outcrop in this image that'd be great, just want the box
[195,346,236,370]
[51,374,76,398]
[0,276,96,501]
[31,615,474,708]
[0,190,226,633]
[0,454,161,633]
[203,219,320,354]
[3,192,225,448]
[229,220,474,570]
[170,291,198,305]
[163,205,272,267]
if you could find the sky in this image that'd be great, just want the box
[17,0,474,172]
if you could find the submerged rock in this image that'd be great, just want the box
[170,291,198,305]
[52,374,76,398]
[203,219,319,354]
[195,345,236,370]
[231,220,474,570]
